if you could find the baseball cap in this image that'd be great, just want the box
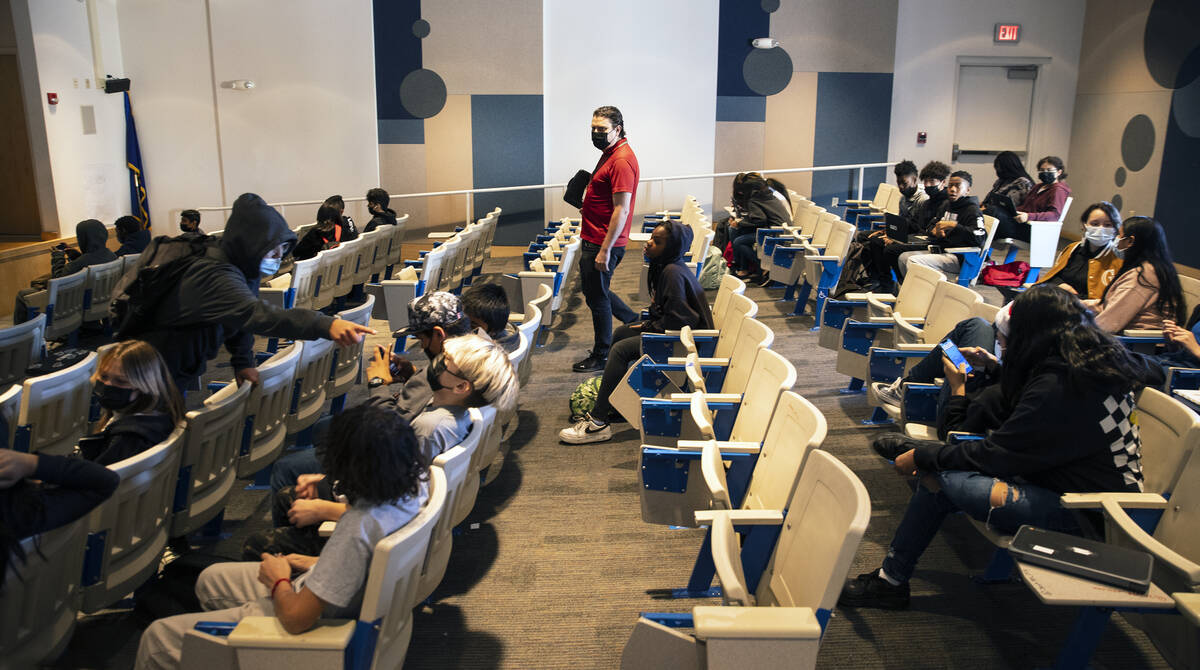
[392,291,467,337]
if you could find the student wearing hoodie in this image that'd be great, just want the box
[728,172,792,280]
[863,161,950,292]
[559,219,714,444]
[121,193,374,391]
[78,340,184,466]
[292,205,343,261]
[13,218,119,324]
[899,170,985,278]
[362,188,399,232]
[840,285,1161,610]
[114,215,152,256]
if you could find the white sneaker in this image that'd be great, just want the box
[872,378,904,408]
[559,416,612,444]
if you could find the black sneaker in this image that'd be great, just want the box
[872,433,912,461]
[838,571,911,610]
[572,351,607,372]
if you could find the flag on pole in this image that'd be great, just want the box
[124,91,151,230]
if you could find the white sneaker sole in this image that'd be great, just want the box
[558,427,612,444]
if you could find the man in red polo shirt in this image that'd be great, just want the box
[572,105,641,372]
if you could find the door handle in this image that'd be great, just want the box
[952,143,960,162]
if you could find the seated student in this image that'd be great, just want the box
[727,172,792,281]
[836,160,926,293]
[292,204,343,261]
[1085,216,1184,332]
[463,283,521,353]
[136,403,430,670]
[362,188,398,232]
[559,219,714,444]
[993,155,1072,242]
[178,209,201,234]
[863,161,951,292]
[243,334,516,559]
[898,170,985,278]
[79,340,184,466]
[323,194,358,242]
[1,450,119,586]
[980,150,1034,220]
[840,285,1160,610]
[115,215,152,256]
[1032,202,1123,300]
[1156,313,1200,375]
[13,219,119,324]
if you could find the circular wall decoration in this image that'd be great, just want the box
[1143,0,1200,89]
[413,19,431,39]
[1111,194,1124,212]
[1114,167,1127,187]
[743,47,792,96]
[399,69,447,119]
[1120,114,1156,172]
[761,0,781,12]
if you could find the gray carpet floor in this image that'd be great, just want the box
[57,250,1171,669]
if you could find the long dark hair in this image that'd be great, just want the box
[1000,285,1155,403]
[731,172,769,209]
[321,401,428,505]
[1079,201,1122,232]
[1099,217,1184,322]
[993,151,1032,183]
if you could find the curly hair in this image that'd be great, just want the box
[320,400,428,505]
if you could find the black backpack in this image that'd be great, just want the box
[111,234,213,340]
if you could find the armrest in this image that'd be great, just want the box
[1122,329,1164,338]
[516,271,555,279]
[318,521,336,537]
[843,199,871,205]
[225,616,355,650]
[1101,498,1200,581]
[693,509,784,525]
[664,329,719,337]
[867,316,897,324]
[1174,593,1200,627]
[850,292,894,302]
[426,232,455,239]
[666,357,730,366]
[692,606,821,640]
[805,255,837,262]
[895,343,935,351]
[676,439,761,454]
[667,393,742,403]
[1060,492,1168,510]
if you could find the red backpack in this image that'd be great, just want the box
[979,260,1031,287]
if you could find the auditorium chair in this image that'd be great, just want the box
[327,294,374,412]
[640,291,756,363]
[284,336,335,448]
[328,237,362,303]
[80,257,125,326]
[0,384,20,449]
[14,350,97,455]
[621,449,870,670]
[0,313,46,386]
[170,379,253,540]
[261,255,322,311]
[514,291,544,386]
[946,214,1000,287]
[842,182,899,230]
[642,390,827,597]
[121,252,141,274]
[820,261,945,363]
[994,196,1074,283]
[373,244,450,350]
[81,426,186,613]
[235,343,302,480]
[181,467,447,670]
[381,214,409,278]
[0,515,89,668]
[782,218,856,319]
[25,267,88,344]
[757,204,824,277]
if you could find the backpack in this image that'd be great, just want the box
[111,234,213,340]
[568,376,604,422]
[698,245,728,290]
[980,260,1031,287]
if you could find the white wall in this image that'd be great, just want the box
[543,0,719,220]
[888,0,1085,173]
[27,0,128,236]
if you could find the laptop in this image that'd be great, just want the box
[1009,525,1153,593]
[884,212,911,242]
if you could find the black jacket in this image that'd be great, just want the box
[915,359,1154,494]
[52,219,118,277]
[79,413,176,466]
[363,208,398,233]
[1,454,119,542]
[735,192,792,230]
[932,196,985,248]
[643,220,715,333]
[294,226,336,261]
[115,229,151,257]
[134,193,335,386]
[910,189,949,234]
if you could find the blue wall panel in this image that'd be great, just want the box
[717,0,770,98]
[716,96,767,122]
[471,95,545,245]
[1154,89,1200,269]
[810,72,893,209]
[374,0,423,124]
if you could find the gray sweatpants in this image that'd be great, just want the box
[136,562,283,670]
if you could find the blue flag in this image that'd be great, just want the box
[124,91,151,229]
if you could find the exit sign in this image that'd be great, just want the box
[994,23,1021,43]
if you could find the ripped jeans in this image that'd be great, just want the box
[882,470,1080,583]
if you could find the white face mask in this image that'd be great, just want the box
[1083,225,1115,247]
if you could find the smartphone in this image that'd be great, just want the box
[939,340,973,375]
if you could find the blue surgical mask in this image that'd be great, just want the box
[260,257,281,277]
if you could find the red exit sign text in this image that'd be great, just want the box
[994,23,1021,43]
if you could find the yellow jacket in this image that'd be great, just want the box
[1035,241,1123,299]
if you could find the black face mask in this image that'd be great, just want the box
[900,185,918,198]
[427,355,447,392]
[1038,170,1057,185]
[592,130,611,150]
[94,381,137,412]
[925,185,943,197]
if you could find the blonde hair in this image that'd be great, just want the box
[94,340,185,425]
[442,333,518,414]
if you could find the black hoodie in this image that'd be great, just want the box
[137,193,335,387]
[643,220,715,333]
[363,207,398,233]
[116,228,151,257]
[931,195,985,248]
[78,413,176,466]
[52,219,118,277]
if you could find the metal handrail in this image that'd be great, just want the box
[178,160,895,231]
